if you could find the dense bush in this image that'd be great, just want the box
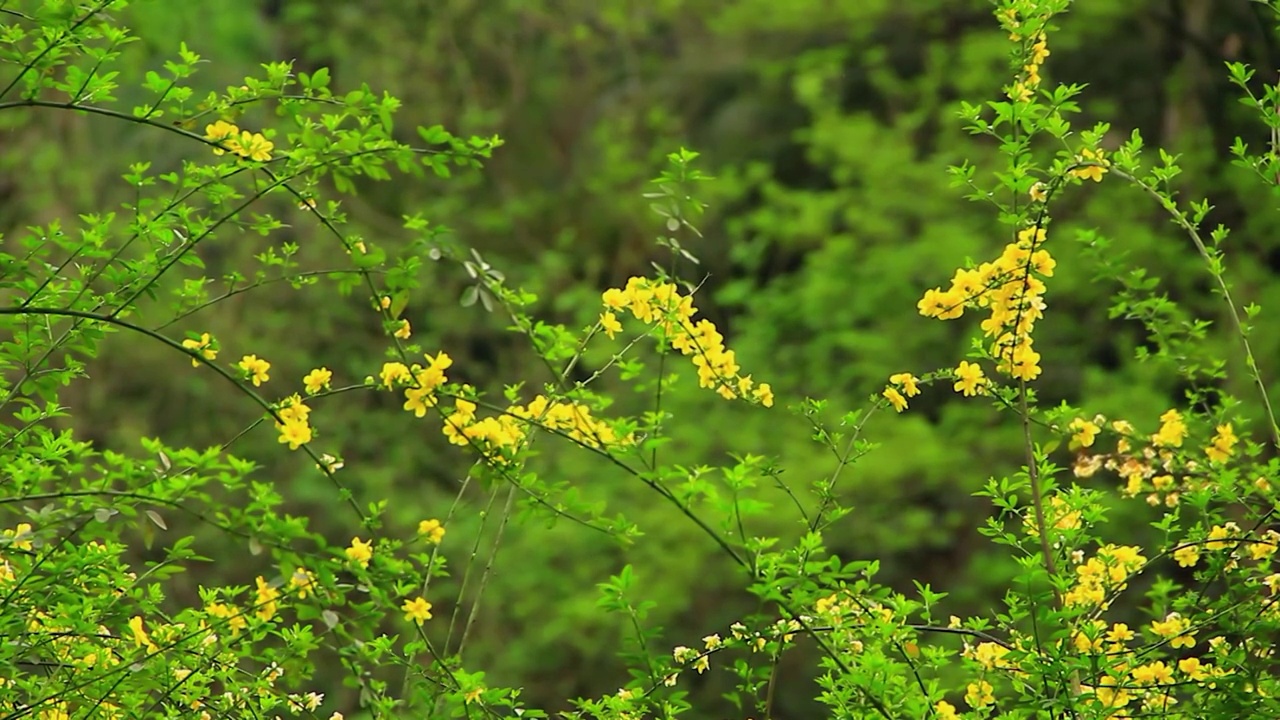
[5,0,1280,718]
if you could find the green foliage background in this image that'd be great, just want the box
[5,0,1279,716]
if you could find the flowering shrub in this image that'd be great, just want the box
[4,0,1280,718]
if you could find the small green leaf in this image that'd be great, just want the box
[388,290,410,319]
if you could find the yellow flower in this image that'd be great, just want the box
[1206,423,1237,463]
[934,701,960,720]
[1030,249,1056,276]
[1073,628,1101,653]
[1173,545,1199,568]
[1069,417,1100,448]
[417,518,446,544]
[1206,522,1238,550]
[602,287,628,310]
[254,576,280,621]
[289,568,316,599]
[238,354,271,386]
[206,602,247,635]
[379,361,411,389]
[464,688,484,704]
[182,332,218,367]
[917,288,964,319]
[37,702,70,720]
[278,394,311,424]
[402,596,433,624]
[4,523,33,551]
[1030,33,1050,64]
[394,319,412,339]
[1178,657,1208,680]
[972,642,1009,669]
[752,383,774,408]
[303,367,332,394]
[277,419,312,450]
[1151,409,1187,447]
[1251,536,1277,561]
[889,373,920,397]
[883,386,908,412]
[949,268,985,302]
[1151,612,1194,649]
[1131,661,1173,686]
[600,311,623,339]
[128,616,158,652]
[1106,623,1135,644]
[235,130,274,162]
[1070,148,1109,182]
[345,537,373,569]
[204,120,239,155]
[965,679,994,708]
[953,361,986,396]
[404,386,438,418]
[1007,342,1042,381]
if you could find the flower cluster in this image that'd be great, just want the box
[510,394,625,449]
[1068,416,1101,448]
[200,566,311,640]
[600,277,773,407]
[1177,521,1279,570]
[1072,408,1241,508]
[377,348,633,466]
[254,575,280,621]
[379,352,453,417]
[1069,147,1110,183]
[439,395,523,459]
[275,394,313,450]
[1063,544,1145,608]
[418,518,446,544]
[881,364,992,412]
[1079,649,1224,715]
[1150,408,1187,448]
[660,619,810,690]
[1022,494,1081,539]
[204,120,275,162]
[1204,423,1237,463]
[918,225,1054,381]
[238,354,271,386]
[998,7,1050,102]
[882,372,919,412]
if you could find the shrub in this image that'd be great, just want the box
[4,0,1280,718]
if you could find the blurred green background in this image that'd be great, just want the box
[6,0,1280,716]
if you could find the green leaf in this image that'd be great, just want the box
[388,290,410,319]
